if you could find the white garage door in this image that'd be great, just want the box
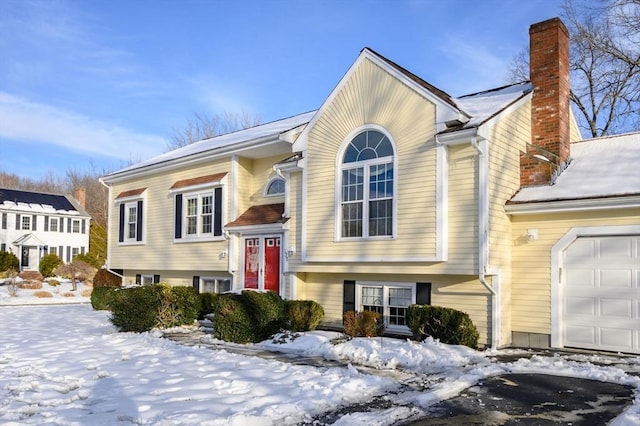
[563,235,640,354]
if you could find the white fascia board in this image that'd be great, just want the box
[303,255,443,263]
[293,49,462,153]
[505,196,640,214]
[435,128,479,146]
[225,223,287,235]
[273,160,301,173]
[102,134,284,185]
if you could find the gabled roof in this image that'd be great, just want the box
[225,203,287,228]
[509,132,640,204]
[0,188,88,216]
[13,233,45,246]
[105,111,316,181]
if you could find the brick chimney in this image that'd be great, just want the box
[521,17,571,187]
[74,187,86,210]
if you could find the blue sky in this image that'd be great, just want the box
[0,0,563,180]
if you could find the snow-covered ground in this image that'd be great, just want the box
[0,277,91,305]
[1,303,639,425]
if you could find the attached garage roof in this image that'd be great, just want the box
[510,132,640,204]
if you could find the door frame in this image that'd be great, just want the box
[241,233,283,294]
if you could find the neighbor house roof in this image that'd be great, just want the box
[0,188,89,216]
[509,132,640,204]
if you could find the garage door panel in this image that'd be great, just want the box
[563,235,639,354]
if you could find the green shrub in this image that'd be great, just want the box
[93,269,122,287]
[109,284,200,332]
[213,293,255,343]
[39,254,63,278]
[73,253,102,269]
[343,310,384,337]
[91,286,117,311]
[285,300,324,332]
[407,305,479,349]
[198,292,218,320]
[0,251,19,273]
[110,286,160,332]
[241,290,286,340]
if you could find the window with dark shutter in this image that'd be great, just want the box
[81,219,86,234]
[153,275,160,284]
[15,214,20,230]
[214,187,222,236]
[416,282,432,305]
[343,280,356,316]
[192,276,200,293]
[118,204,125,242]
[1,213,6,230]
[174,194,183,239]
[135,274,141,285]
[136,200,143,241]
[66,246,71,262]
[44,216,49,232]
[67,218,72,233]
[32,215,37,231]
[1,243,5,252]
[60,218,64,232]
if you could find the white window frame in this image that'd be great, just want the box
[72,247,79,259]
[21,215,31,230]
[49,217,59,232]
[355,281,415,333]
[336,126,397,241]
[72,219,81,233]
[141,275,155,286]
[264,177,285,197]
[124,201,139,243]
[200,276,232,294]
[182,190,217,240]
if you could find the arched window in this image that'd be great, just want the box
[265,177,285,196]
[340,129,394,238]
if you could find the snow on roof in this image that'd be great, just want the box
[109,111,316,176]
[511,132,640,203]
[454,82,533,129]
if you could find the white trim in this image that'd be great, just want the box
[304,255,442,263]
[436,144,448,260]
[168,175,227,194]
[550,225,640,349]
[506,196,640,214]
[355,280,415,334]
[231,155,238,221]
[264,176,286,197]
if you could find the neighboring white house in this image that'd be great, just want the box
[0,188,91,271]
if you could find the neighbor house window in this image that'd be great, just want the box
[72,248,79,259]
[265,177,285,196]
[116,188,146,244]
[21,215,31,230]
[200,277,232,294]
[72,219,81,233]
[357,282,414,330]
[49,218,59,232]
[49,246,57,256]
[340,129,395,239]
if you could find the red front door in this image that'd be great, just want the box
[243,236,281,293]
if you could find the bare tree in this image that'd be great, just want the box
[167,109,262,151]
[507,0,639,137]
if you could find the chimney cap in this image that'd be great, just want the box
[529,17,569,37]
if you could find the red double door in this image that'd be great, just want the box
[243,236,281,293]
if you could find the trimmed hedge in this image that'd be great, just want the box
[39,254,63,278]
[91,286,117,310]
[285,300,324,332]
[198,292,218,320]
[407,305,479,349]
[242,290,286,340]
[93,269,122,287]
[0,251,19,273]
[343,310,384,337]
[109,284,200,332]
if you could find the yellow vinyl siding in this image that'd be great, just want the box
[304,57,439,260]
[109,160,232,272]
[511,208,640,335]
[249,155,289,205]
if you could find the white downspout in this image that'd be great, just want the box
[273,165,294,299]
[98,178,124,280]
[471,136,500,350]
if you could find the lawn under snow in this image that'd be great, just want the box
[0,304,639,425]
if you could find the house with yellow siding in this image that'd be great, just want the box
[100,17,640,353]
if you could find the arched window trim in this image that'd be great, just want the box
[264,177,286,197]
[334,125,398,241]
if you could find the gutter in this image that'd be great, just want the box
[97,178,123,280]
[437,131,501,349]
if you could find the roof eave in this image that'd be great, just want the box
[505,194,640,215]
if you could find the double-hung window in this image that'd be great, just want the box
[21,215,31,230]
[340,129,395,239]
[357,282,415,331]
[116,188,146,244]
[172,173,226,242]
[49,217,59,232]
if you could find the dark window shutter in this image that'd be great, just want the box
[153,274,160,284]
[118,203,125,242]
[60,218,64,232]
[15,214,20,230]
[67,218,72,233]
[174,194,183,239]
[81,247,85,255]
[136,200,143,241]
[343,280,356,316]
[192,276,200,293]
[1,213,6,229]
[44,216,49,231]
[135,274,141,285]
[214,187,222,236]
[1,243,5,251]
[81,219,86,234]
[59,246,63,259]
[66,246,71,262]
[416,282,432,305]
[32,215,37,231]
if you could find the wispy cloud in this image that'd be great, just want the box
[0,92,166,161]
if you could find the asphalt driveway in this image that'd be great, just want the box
[405,373,634,425]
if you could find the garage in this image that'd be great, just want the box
[563,235,640,354]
